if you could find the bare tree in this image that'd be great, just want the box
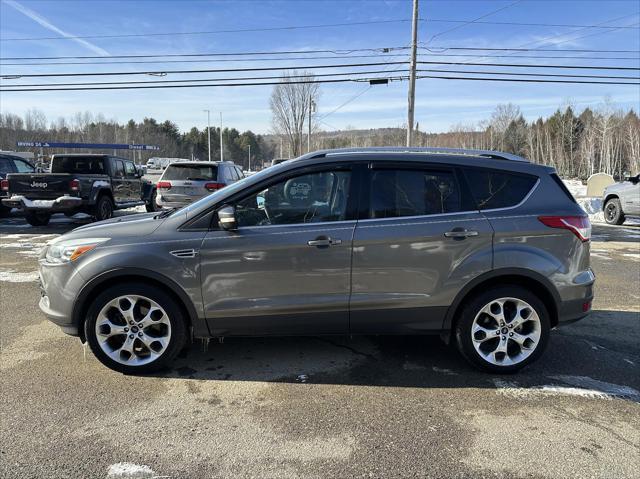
[270,71,319,157]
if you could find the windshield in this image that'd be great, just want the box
[171,164,283,218]
[51,156,106,174]
[162,163,217,181]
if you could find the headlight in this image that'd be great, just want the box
[45,237,110,264]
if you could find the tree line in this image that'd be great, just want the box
[0,109,275,170]
[1,100,638,179]
[313,102,640,179]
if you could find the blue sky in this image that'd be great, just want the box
[1,0,639,134]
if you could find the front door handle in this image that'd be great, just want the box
[444,229,479,239]
[307,236,342,247]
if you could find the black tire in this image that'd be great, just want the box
[24,211,51,226]
[94,194,114,221]
[84,283,188,374]
[145,189,158,213]
[455,285,550,373]
[0,205,11,218]
[604,197,625,225]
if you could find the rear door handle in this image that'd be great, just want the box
[307,237,342,247]
[444,229,479,239]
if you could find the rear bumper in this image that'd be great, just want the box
[2,195,82,212]
[556,269,595,326]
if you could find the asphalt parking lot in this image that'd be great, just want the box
[1,212,638,479]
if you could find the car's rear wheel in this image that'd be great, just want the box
[85,283,187,374]
[145,189,158,212]
[455,286,550,373]
[94,195,114,221]
[24,211,51,226]
[604,198,625,225]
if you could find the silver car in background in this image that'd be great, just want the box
[602,173,640,225]
[156,160,244,208]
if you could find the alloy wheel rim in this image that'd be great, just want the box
[606,203,616,221]
[95,295,171,366]
[471,297,541,366]
[101,201,112,219]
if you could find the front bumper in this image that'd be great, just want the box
[38,259,85,337]
[2,195,82,212]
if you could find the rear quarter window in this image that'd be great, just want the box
[51,156,106,174]
[463,168,537,210]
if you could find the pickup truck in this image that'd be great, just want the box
[1,154,158,226]
[0,152,36,217]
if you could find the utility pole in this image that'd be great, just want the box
[203,109,211,162]
[219,112,224,162]
[248,144,251,171]
[406,0,419,147]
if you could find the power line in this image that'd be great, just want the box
[1,74,637,93]
[421,19,640,30]
[0,19,414,42]
[0,46,409,61]
[2,70,411,88]
[3,16,639,44]
[4,51,638,67]
[427,0,523,42]
[7,69,637,90]
[416,75,639,85]
[0,53,410,67]
[3,60,638,80]
[425,47,640,53]
[2,46,637,62]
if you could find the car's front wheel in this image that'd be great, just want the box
[455,286,550,373]
[85,283,187,374]
[604,197,625,225]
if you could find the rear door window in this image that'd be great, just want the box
[12,159,35,173]
[163,164,217,181]
[369,168,464,218]
[51,156,106,174]
[113,160,125,178]
[463,168,537,210]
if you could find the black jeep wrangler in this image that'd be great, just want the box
[1,154,158,226]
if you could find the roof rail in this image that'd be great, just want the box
[298,147,529,162]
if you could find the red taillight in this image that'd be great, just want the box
[157,181,172,190]
[69,179,80,191]
[204,182,224,192]
[1,179,8,191]
[538,215,591,242]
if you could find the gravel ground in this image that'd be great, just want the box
[1,213,638,479]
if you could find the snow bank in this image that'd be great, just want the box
[563,179,587,198]
[562,178,605,223]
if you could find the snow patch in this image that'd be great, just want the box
[563,179,587,198]
[493,376,639,402]
[106,463,155,478]
[0,270,39,282]
[576,197,605,223]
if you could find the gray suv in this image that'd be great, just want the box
[38,148,594,374]
[156,160,244,208]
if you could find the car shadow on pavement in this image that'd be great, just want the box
[153,309,639,396]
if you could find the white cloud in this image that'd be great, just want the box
[2,0,110,56]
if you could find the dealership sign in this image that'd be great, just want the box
[16,141,160,151]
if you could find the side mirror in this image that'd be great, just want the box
[218,205,238,231]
